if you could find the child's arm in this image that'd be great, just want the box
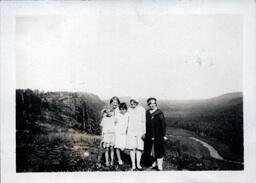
[141,108,146,140]
[159,112,167,140]
[125,115,130,134]
[142,107,146,134]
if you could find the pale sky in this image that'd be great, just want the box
[16,14,242,100]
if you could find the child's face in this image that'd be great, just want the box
[111,100,119,109]
[120,109,127,115]
[105,109,112,117]
[148,100,157,110]
[130,101,137,109]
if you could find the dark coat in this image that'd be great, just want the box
[144,109,166,159]
[145,109,166,140]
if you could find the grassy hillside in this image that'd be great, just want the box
[16,89,106,172]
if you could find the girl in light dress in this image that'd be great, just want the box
[96,97,120,168]
[114,102,129,165]
[100,106,115,166]
[109,97,130,165]
[126,97,146,171]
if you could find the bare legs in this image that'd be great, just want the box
[105,148,109,166]
[105,146,114,166]
[116,148,123,165]
[110,146,114,165]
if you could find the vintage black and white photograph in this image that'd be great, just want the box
[15,12,244,172]
[1,1,256,182]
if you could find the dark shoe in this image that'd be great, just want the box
[129,168,136,171]
[152,166,159,171]
[137,167,143,171]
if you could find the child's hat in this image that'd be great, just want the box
[147,97,157,104]
[130,97,139,103]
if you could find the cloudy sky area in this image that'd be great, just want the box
[16,13,242,100]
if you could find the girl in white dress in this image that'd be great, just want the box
[100,106,115,166]
[126,98,146,170]
[114,102,129,165]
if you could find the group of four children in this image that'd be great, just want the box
[99,97,146,171]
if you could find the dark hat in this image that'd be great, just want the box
[147,97,157,104]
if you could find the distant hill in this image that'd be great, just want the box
[108,92,243,116]
[158,92,243,117]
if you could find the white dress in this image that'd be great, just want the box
[114,112,129,150]
[126,105,146,150]
[100,116,115,147]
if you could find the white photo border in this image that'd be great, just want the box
[1,1,256,183]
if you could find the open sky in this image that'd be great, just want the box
[16,12,242,100]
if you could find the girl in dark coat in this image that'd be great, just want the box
[143,97,167,170]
